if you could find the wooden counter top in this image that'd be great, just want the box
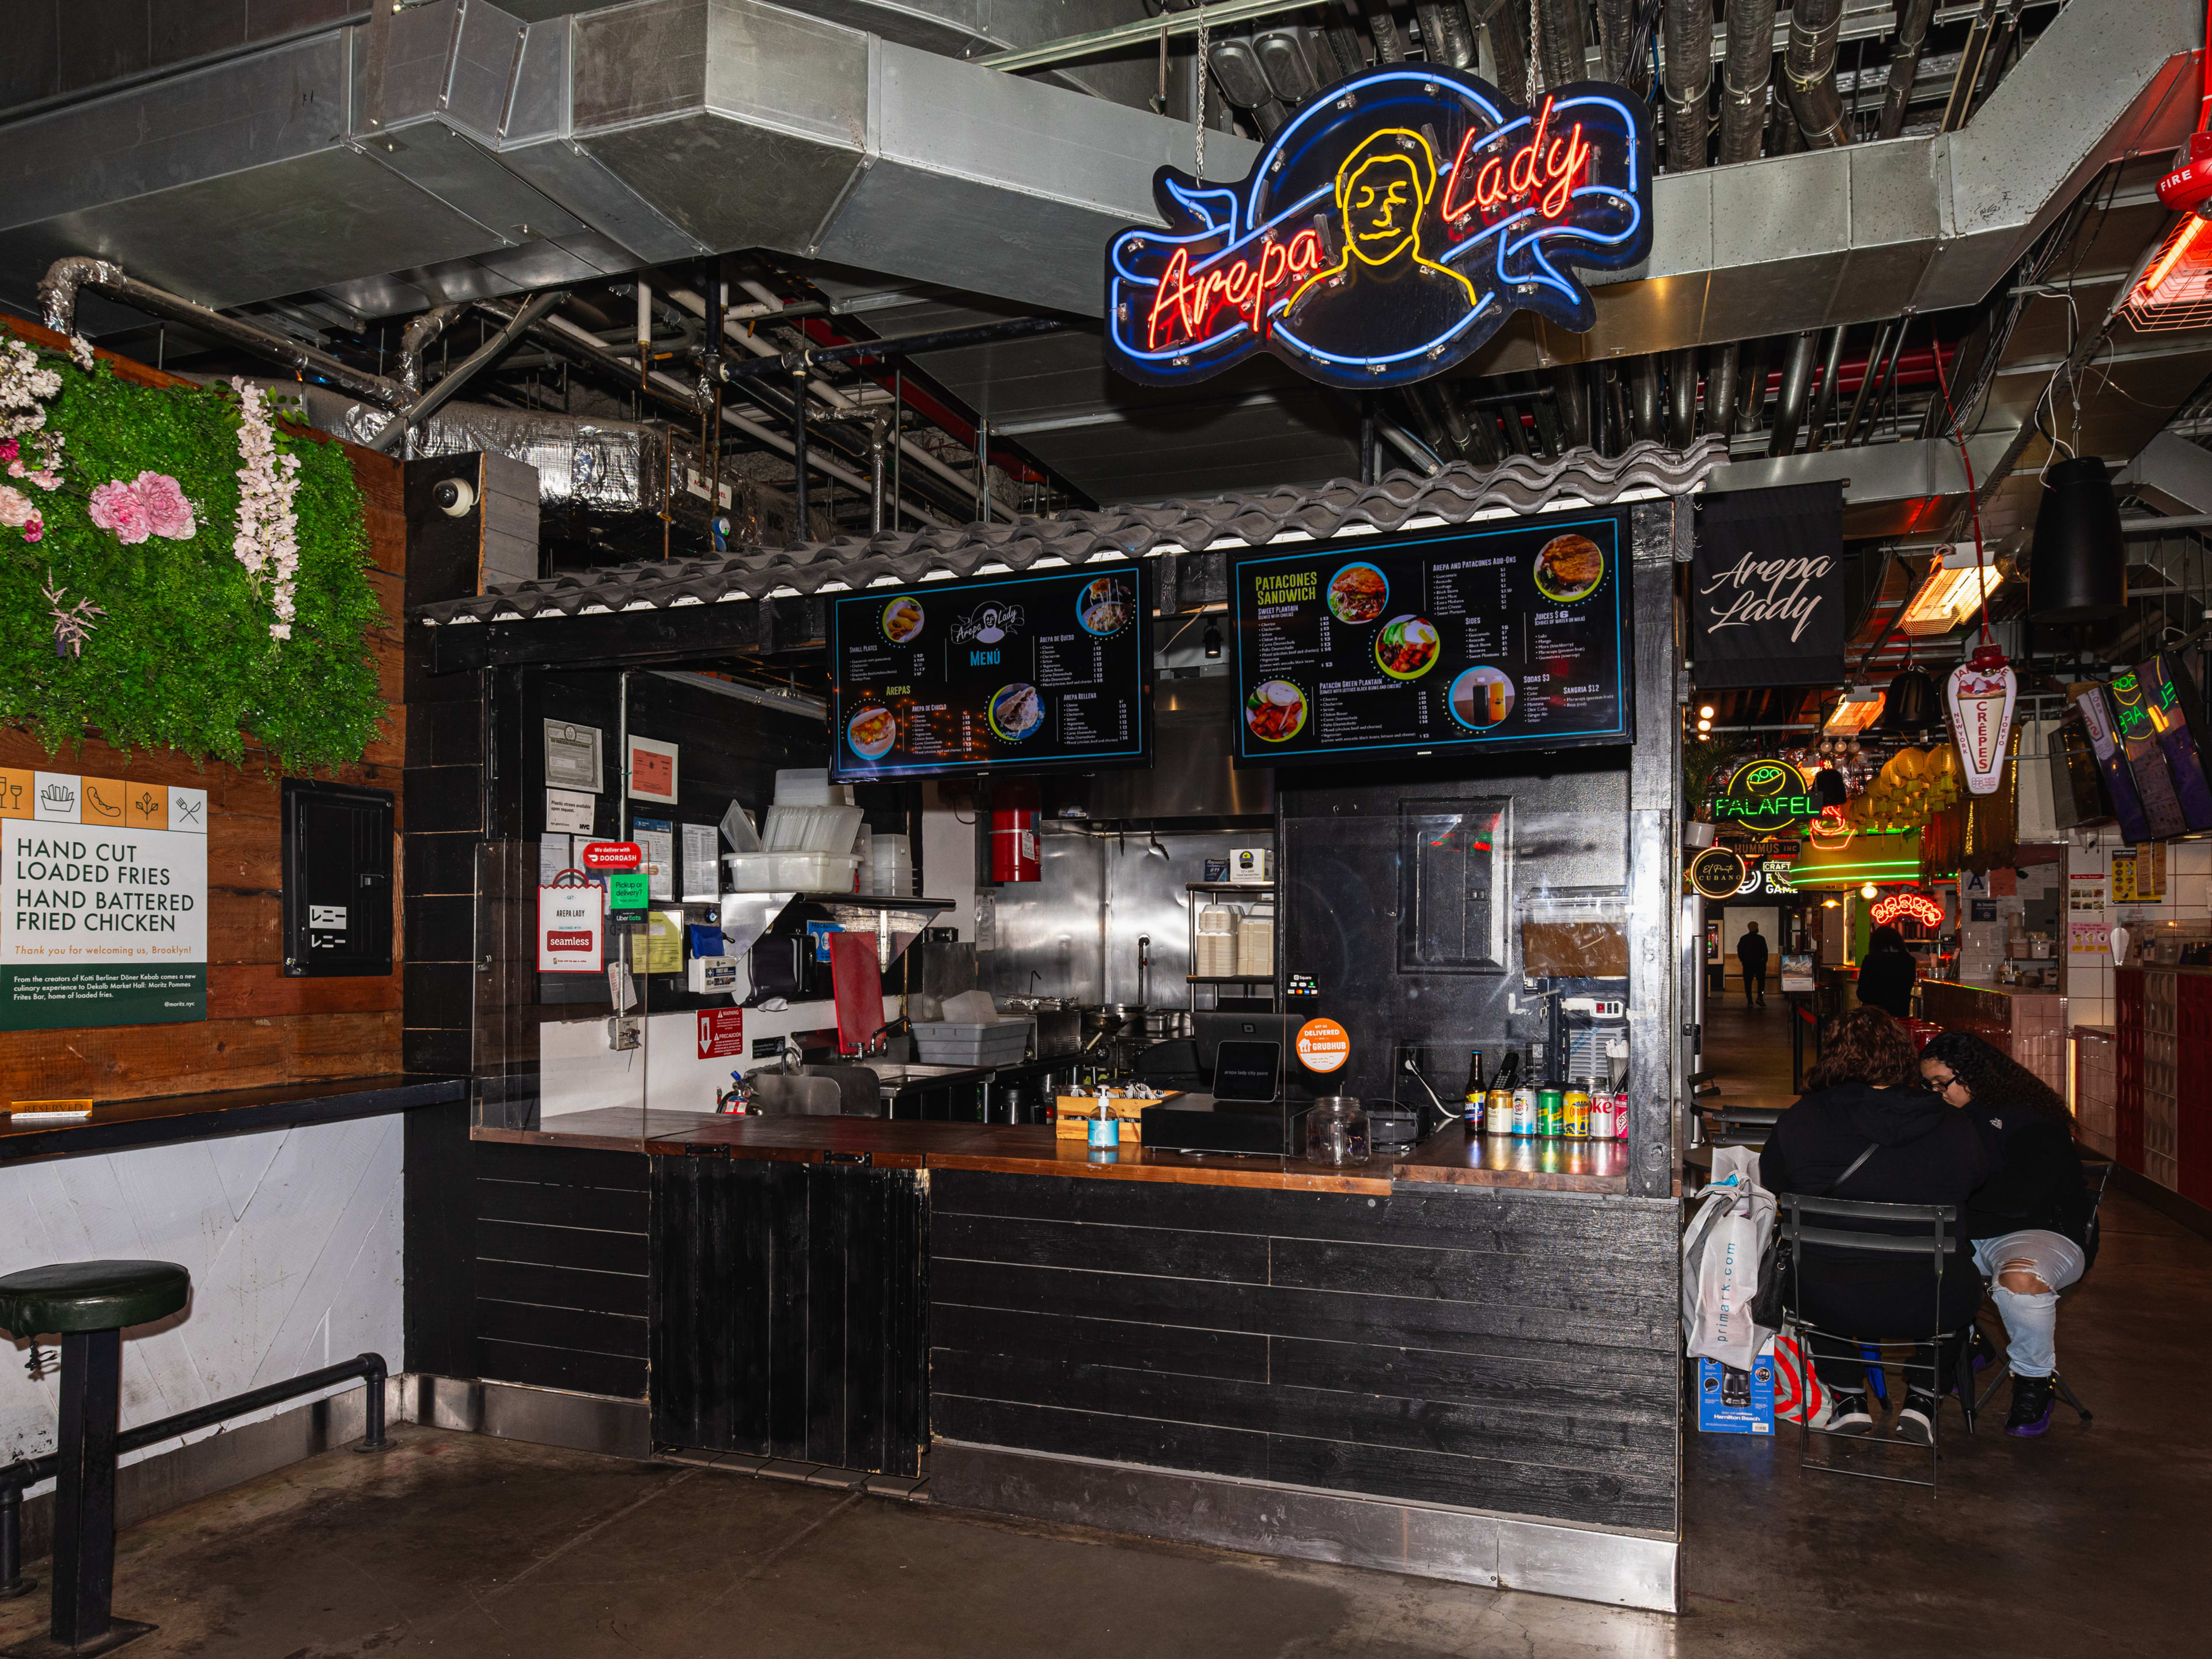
[473,1113,1634,1195]
[2,1074,466,1162]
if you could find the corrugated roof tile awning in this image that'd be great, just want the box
[414,440,1727,629]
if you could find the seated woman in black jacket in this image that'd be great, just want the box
[1761,1006,1988,1442]
[1919,1031,2094,1437]
[1855,925,1919,1020]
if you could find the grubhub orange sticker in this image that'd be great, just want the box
[1294,1017,1350,1074]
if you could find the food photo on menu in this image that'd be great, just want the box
[1229,514,1629,765]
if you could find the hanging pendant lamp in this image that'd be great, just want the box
[1812,766,1849,808]
[2028,457,2127,622]
[1878,667,1940,733]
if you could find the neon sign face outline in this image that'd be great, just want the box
[1105,67,1652,390]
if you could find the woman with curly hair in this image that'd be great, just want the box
[1919,1031,2094,1437]
[1761,1005,1988,1441]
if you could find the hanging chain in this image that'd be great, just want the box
[1527,0,1544,99]
[1195,8,1210,180]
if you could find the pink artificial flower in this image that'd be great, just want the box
[5,461,18,478]
[88,479,151,543]
[28,471,58,493]
[0,438,16,464]
[23,513,41,544]
[131,472,195,539]
[0,484,31,528]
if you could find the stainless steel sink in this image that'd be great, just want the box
[748,1073,842,1116]
[801,1065,886,1117]
[854,1061,974,1086]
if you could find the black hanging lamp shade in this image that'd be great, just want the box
[1812,767,1849,808]
[2029,456,2127,622]
[1878,667,1940,733]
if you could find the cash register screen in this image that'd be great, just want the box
[1211,1041,1282,1105]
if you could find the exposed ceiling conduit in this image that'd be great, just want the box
[1666,348,1698,449]
[1533,0,1588,93]
[1880,0,1940,140]
[1767,331,1821,456]
[1471,0,1531,104]
[1662,0,1713,173]
[397,305,464,396]
[1718,0,1781,164]
[1786,0,1853,149]
[36,256,407,409]
[366,289,569,454]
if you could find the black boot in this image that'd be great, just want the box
[2006,1374,2056,1437]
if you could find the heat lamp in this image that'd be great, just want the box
[1899,546,2005,637]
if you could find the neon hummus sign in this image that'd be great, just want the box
[1105,67,1652,389]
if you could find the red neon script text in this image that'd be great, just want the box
[1146,230,1325,351]
[1441,96,1592,225]
[1870,892,1944,928]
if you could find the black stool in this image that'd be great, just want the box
[0,1261,188,1657]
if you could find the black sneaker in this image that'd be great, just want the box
[1897,1389,1939,1444]
[1823,1391,1873,1434]
[2006,1374,2056,1437]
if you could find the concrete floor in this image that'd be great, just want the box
[2,1008,2201,1659]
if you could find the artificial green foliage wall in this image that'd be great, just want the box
[0,346,386,770]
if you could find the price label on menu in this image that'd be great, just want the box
[829,565,1154,782]
[1229,513,1632,766]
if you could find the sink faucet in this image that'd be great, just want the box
[779,1035,804,1075]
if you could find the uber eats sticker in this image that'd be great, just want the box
[1,770,208,1030]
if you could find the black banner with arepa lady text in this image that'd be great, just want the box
[1691,482,1845,689]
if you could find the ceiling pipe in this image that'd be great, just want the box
[1662,0,1713,172]
[1879,0,1939,140]
[1629,358,1662,444]
[1666,349,1699,450]
[1785,0,1853,149]
[36,256,407,410]
[671,287,1023,522]
[1767,331,1820,456]
[1718,0,1780,163]
[1470,0,1531,104]
[1549,365,1591,449]
[712,316,1073,382]
[1597,0,1636,81]
[1806,325,1847,451]
[366,290,570,454]
[396,304,464,395]
[1705,348,1738,441]
[1533,0,1587,94]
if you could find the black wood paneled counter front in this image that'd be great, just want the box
[468,1116,1680,1608]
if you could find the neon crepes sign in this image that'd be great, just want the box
[1104,67,1652,390]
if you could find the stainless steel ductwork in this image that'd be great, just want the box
[225,377,677,516]
[0,0,2196,370]
[1785,0,1852,150]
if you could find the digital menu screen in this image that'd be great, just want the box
[1228,512,1633,767]
[828,563,1153,782]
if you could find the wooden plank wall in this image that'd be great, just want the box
[0,321,406,1101]
[403,1100,650,1398]
[930,1172,1681,1534]
[653,1154,929,1475]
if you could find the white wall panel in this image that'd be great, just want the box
[0,1115,403,1488]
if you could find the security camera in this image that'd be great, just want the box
[431,476,476,517]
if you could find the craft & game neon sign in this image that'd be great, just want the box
[1107,67,1651,390]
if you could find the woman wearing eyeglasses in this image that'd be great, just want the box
[1760,1006,1988,1443]
[1918,1031,2094,1437]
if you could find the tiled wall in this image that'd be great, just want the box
[2062,833,2212,1031]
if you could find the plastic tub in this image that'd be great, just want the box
[722,852,861,892]
[912,1019,1034,1067]
[772,769,854,806]
[762,804,863,853]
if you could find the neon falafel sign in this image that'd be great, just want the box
[1104,67,1652,389]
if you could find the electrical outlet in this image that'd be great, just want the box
[607,1016,641,1052]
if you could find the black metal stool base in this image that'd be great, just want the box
[1,1617,156,1657]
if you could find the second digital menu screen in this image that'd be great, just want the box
[1230,512,1633,766]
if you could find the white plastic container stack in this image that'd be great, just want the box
[722,852,861,891]
[1235,915,1274,978]
[772,769,854,807]
[866,833,914,896]
[1195,906,1236,977]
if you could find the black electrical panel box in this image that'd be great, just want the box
[282,778,395,977]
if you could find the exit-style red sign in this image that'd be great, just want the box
[698,1008,745,1060]
[581,841,643,872]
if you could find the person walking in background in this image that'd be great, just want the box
[1856,923,1918,1019]
[1737,921,1769,1009]
[1918,1031,2096,1437]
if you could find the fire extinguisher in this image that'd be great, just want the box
[991,780,1040,883]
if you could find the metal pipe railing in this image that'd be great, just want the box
[0,1352,388,1599]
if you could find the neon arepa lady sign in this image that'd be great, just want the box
[1105,67,1651,390]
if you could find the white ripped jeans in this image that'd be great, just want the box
[1973,1229,2086,1378]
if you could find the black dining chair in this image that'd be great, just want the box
[1777,1194,1976,1491]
